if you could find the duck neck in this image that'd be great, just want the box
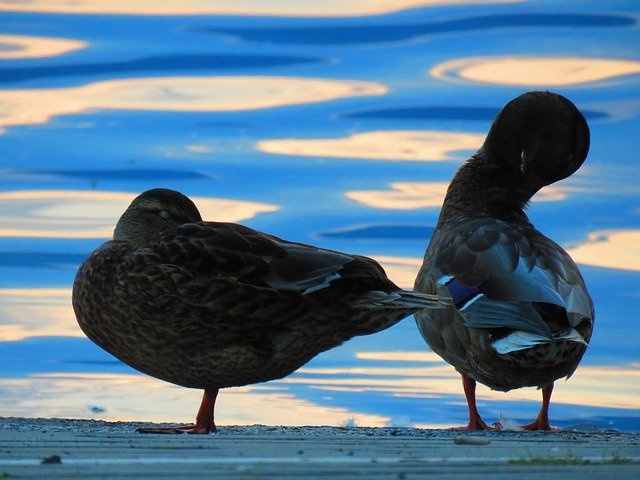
[438,153,534,227]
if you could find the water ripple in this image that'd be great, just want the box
[0,54,325,84]
[340,106,609,122]
[319,225,435,241]
[202,14,635,45]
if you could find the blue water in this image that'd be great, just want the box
[0,1,639,430]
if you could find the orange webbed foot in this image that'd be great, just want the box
[136,423,216,434]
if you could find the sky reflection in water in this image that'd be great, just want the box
[0,77,386,132]
[0,35,87,59]
[0,190,278,238]
[258,131,484,162]
[0,0,638,430]
[0,0,522,17]
[431,56,640,86]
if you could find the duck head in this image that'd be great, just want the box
[482,91,590,194]
[113,188,202,247]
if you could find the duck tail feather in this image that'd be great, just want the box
[354,290,450,310]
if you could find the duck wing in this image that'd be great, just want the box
[118,221,405,327]
[189,222,382,290]
[427,218,593,337]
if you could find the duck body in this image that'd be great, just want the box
[73,188,445,432]
[75,222,427,389]
[416,217,593,393]
[414,91,594,430]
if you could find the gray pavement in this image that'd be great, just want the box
[1,417,639,479]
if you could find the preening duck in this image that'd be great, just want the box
[414,91,593,430]
[73,188,447,434]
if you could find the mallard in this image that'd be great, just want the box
[73,188,447,434]
[413,91,594,430]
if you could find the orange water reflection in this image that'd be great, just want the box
[0,0,521,17]
[0,190,278,238]
[567,230,640,271]
[0,35,87,59]
[293,353,640,412]
[347,182,585,210]
[1,359,635,426]
[258,131,484,161]
[347,182,448,210]
[431,56,640,86]
[0,373,388,426]
[0,76,386,132]
[0,289,79,341]
[357,351,444,362]
[373,256,422,289]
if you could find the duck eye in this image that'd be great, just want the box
[159,210,172,220]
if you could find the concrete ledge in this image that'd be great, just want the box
[1,417,639,479]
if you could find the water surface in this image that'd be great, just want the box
[0,0,638,430]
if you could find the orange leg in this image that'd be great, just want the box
[522,383,560,431]
[451,373,498,431]
[137,389,219,434]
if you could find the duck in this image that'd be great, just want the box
[413,91,594,430]
[73,188,448,434]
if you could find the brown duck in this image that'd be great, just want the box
[73,188,447,434]
[414,91,594,430]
